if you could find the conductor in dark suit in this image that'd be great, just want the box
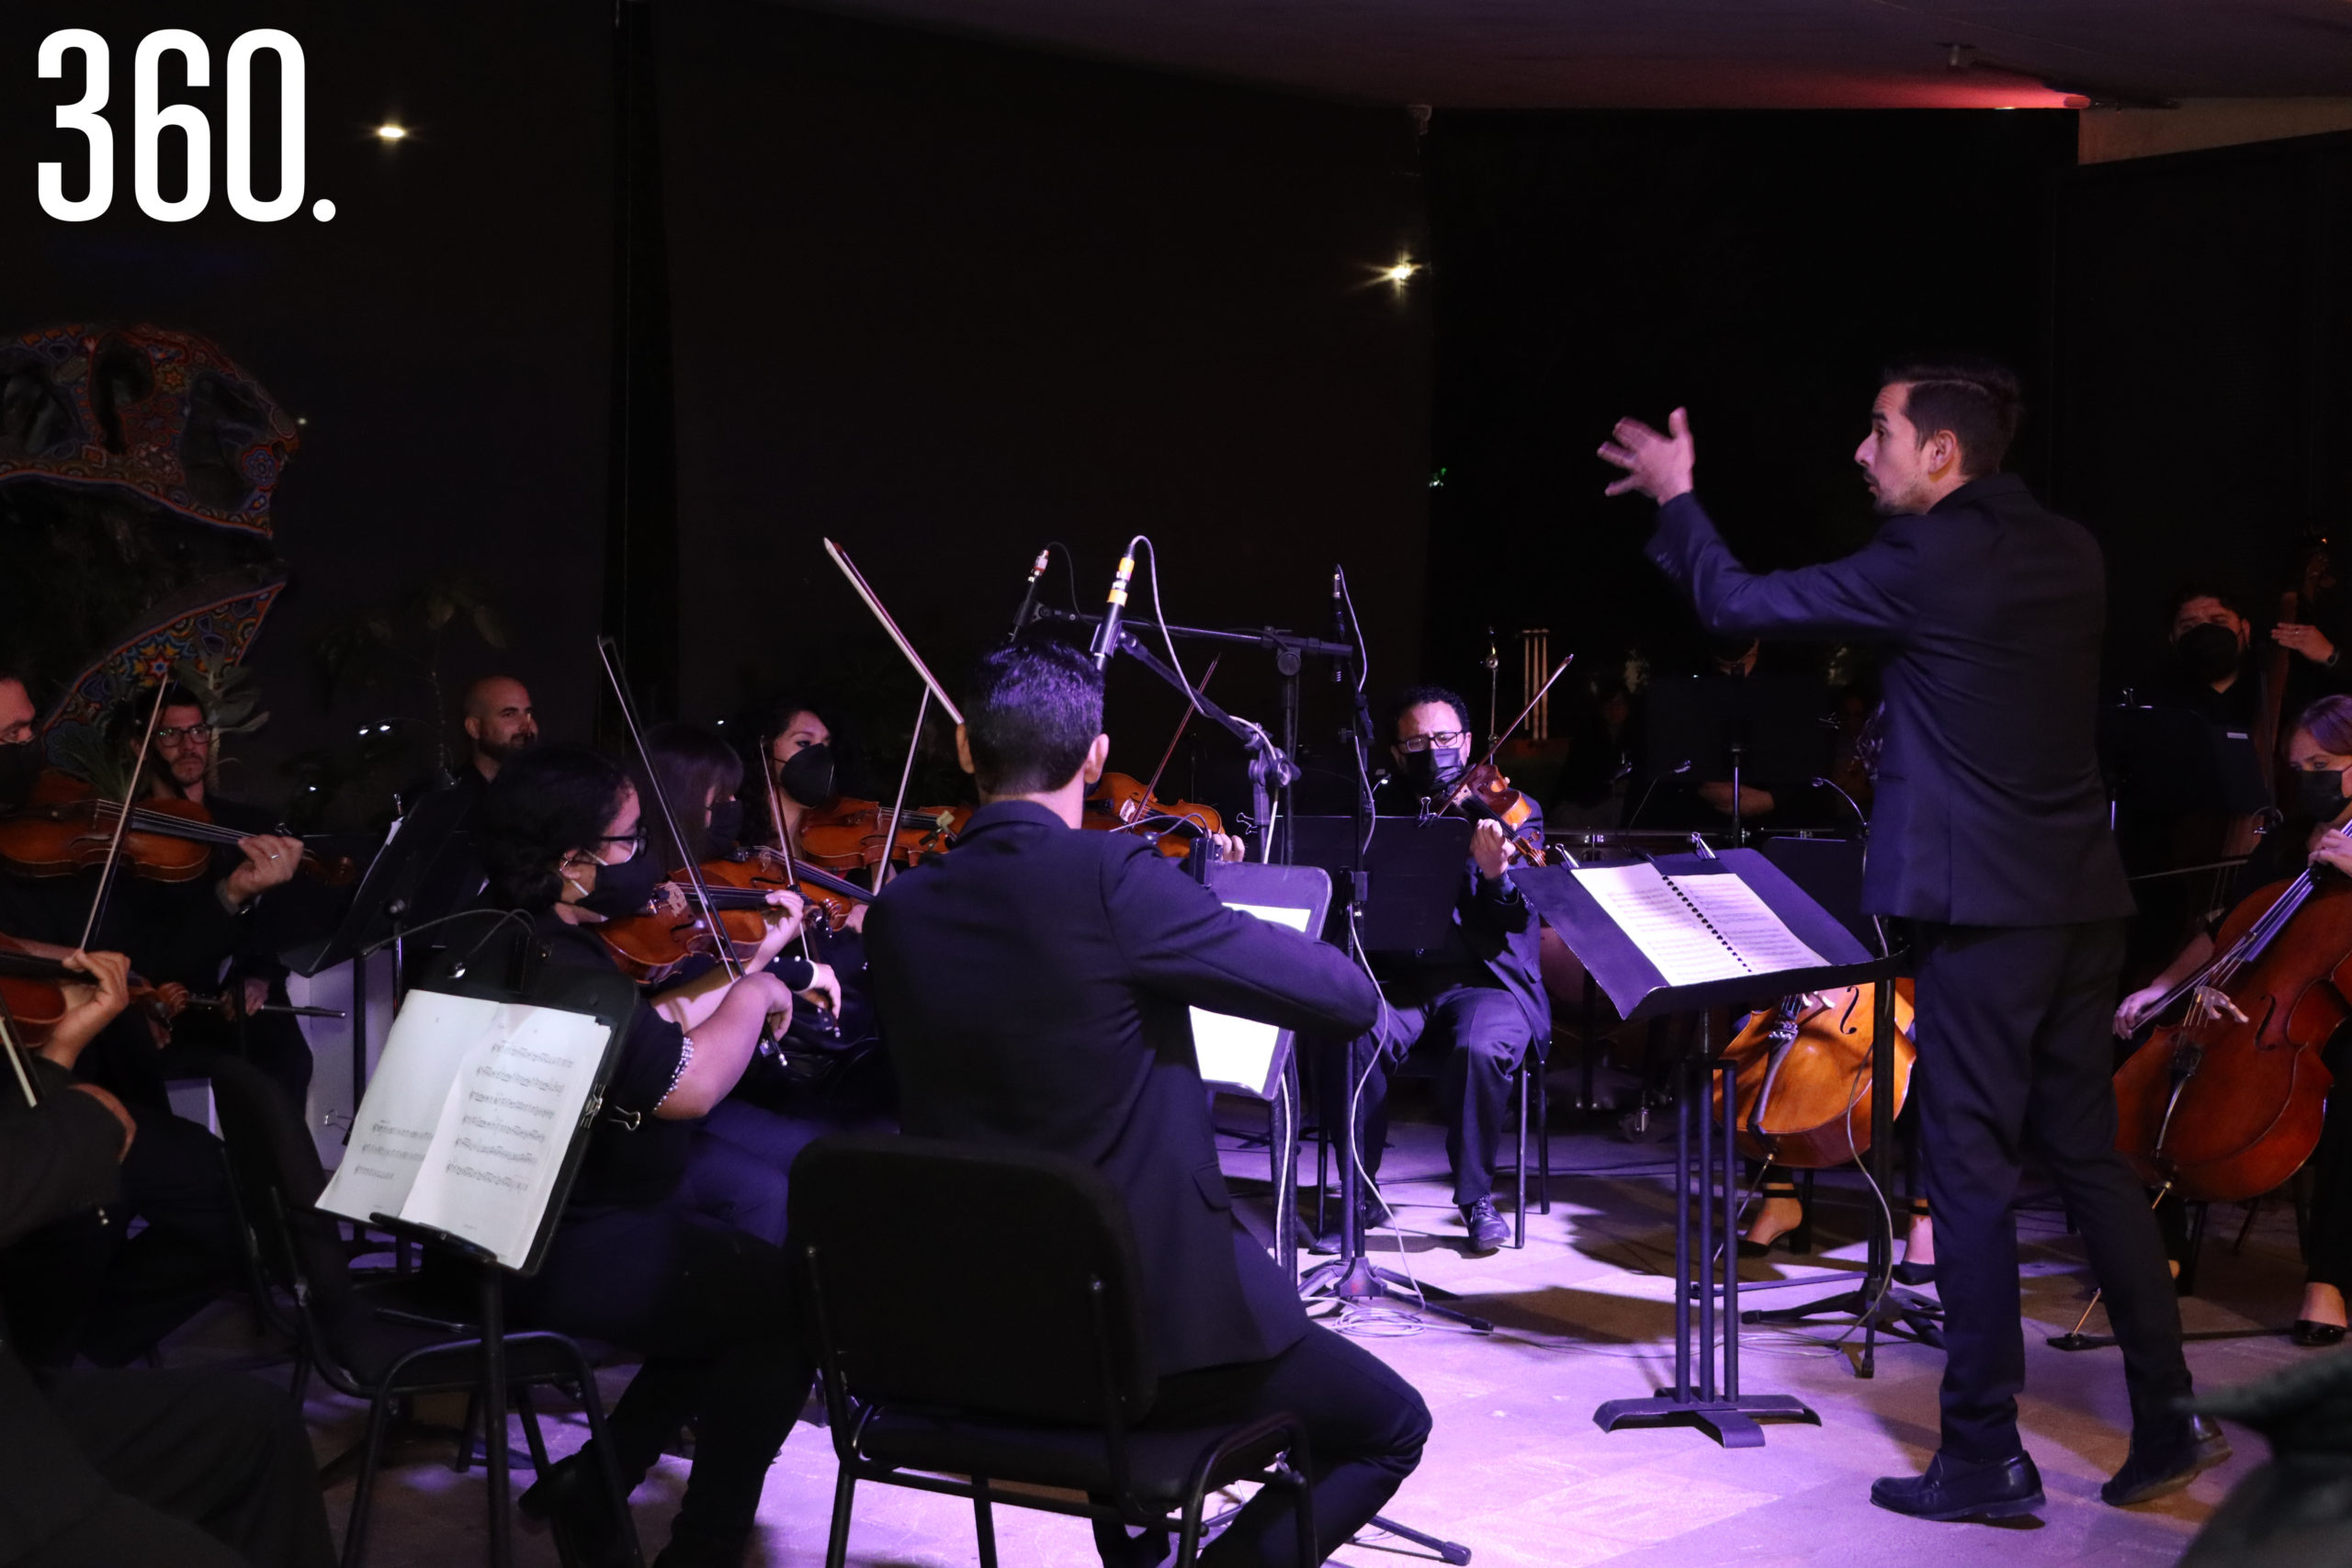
[1598,358,2208,1519]
[866,640,1430,1568]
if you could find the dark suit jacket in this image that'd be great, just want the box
[1645,475,2134,927]
[1370,782,1550,1050]
[0,1059,130,1559]
[866,800,1380,1377]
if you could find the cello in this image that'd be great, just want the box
[2111,840,2349,1204]
[1713,982,1917,1168]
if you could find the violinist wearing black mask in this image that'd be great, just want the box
[1327,686,1549,1257]
[0,670,41,813]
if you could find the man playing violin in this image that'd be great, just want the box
[1328,685,1548,1257]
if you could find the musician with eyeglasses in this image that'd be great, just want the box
[1323,684,1549,1257]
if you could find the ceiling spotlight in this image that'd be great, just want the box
[1383,259,1420,288]
[375,122,408,142]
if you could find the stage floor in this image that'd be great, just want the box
[244,1078,2307,1567]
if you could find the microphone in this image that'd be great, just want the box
[1010,547,1050,639]
[1090,547,1136,671]
[1332,568,1348,684]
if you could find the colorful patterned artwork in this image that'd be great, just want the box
[41,581,286,759]
[0,323,300,536]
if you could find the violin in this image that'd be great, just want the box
[2112,856,2348,1203]
[594,852,875,986]
[0,933,185,1044]
[1713,982,1917,1168]
[0,770,356,886]
[1083,772,1224,859]
[1440,761,1550,865]
[797,797,973,874]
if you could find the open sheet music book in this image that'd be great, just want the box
[1191,902,1316,1097]
[1570,863,1826,988]
[319,988,618,1270]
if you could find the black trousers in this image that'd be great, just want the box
[2304,1033,2352,1290]
[508,1195,813,1558]
[1913,919,2190,1462]
[23,1365,334,1568]
[1329,986,1533,1207]
[1094,1323,1431,1568]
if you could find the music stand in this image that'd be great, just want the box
[1517,850,1892,1445]
[1642,674,1831,840]
[1288,825,1495,1333]
[282,784,479,1100]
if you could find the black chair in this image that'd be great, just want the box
[789,1134,1317,1568]
[205,1057,642,1568]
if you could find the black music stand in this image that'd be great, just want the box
[1290,819,1494,1331]
[1517,850,1891,1446]
[1641,674,1831,841]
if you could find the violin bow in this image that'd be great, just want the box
[595,636,744,983]
[77,684,170,954]
[1138,655,1219,811]
[0,1007,38,1108]
[1470,654,1575,776]
[757,727,820,969]
[822,539,965,893]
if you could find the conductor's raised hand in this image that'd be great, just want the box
[1598,407,1695,506]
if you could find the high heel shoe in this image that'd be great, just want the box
[1738,1183,1807,1258]
[1892,1195,1934,1284]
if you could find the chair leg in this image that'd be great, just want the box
[971,1478,999,1568]
[341,1393,397,1568]
[2182,1201,2210,1298]
[1792,1169,1816,1256]
[515,1384,552,1475]
[1512,1057,1530,1249]
[1175,1486,1209,1568]
[560,1340,646,1568]
[452,1387,478,1472]
[824,1469,857,1568]
[1287,1463,1317,1568]
[1535,1064,1551,1213]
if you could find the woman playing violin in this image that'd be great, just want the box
[2116,693,2352,1346]
[473,743,815,1566]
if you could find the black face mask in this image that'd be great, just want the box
[1401,745,1464,797]
[2176,623,2244,683]
[779,743,836,808]
[2295,765,2349,823]
[579,850,665,920]
[0,741,41,813]
[704,798,744,856]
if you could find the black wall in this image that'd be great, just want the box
[0,1,611,818]
[654,2,1432,795]
[1423,110,2078,704]
[2052,130,2352,682]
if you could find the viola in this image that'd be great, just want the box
[797,797,972,873]
[0,770,356,886]
[1712,982,1917,1169]
[1083,772,1224,859]
[2113,859,2348,1203]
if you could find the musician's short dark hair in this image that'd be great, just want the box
[962,640,1102,796]
[1881,355,2021,478]
[107,682,207,745]
[1389,684,1473,741]
[479,743,632,910]
[2166,575,2253,626]
[645,721,741,817]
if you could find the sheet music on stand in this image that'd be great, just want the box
[319,962,635,1274]
[1572,863,1826,988]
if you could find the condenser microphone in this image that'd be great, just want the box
[1332,569,1348,683]
[1090,548,1136,671]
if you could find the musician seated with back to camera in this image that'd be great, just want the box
[2116,691,2352,1348]
[1327,685,1549,1257]
[865,639,1430,1568]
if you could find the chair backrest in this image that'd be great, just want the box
[205,1056,355,1322]
[788,1134,1154,1426]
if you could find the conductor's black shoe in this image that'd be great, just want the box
[2101,1416,2232,1506]
[2293,1318,2347,1347]
[517,1451,636,1568]
[1870,1450,2045,1521]
[1460,1198,1510,1255]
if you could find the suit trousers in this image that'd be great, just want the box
[2300,1033,2352,1291]
[22,1365,335,1568]
[1093,1323,1430,1568]
[1913,919,2190,1462]
[1330,987,1532,1206]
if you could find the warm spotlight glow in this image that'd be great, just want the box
[375,123,408,142]
[1383,259,1419,287]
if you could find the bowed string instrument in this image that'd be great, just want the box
[1085,654,1225,858]
[1428,654,1576,866]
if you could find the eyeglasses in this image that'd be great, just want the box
[594,830,646,862]
[154,723,213,746]
[0,723,32,746]
[1396,731,1469,754]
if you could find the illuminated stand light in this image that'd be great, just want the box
[375,122,408,142]
[1381,258,1420,290]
